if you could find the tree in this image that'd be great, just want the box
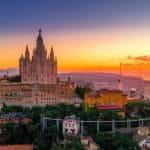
[31,106,44,123]
[7,75,21,82]
[99,110,123,121]
[54,138,85,150]
[1,105,23,113]
[126,102,150,118]
[75,86,91,99]
[0,123,36,145]
[95,132,139,150]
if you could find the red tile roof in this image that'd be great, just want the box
[96,105,122,110]
[0,144,33,150]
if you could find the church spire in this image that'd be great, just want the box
[36,28,44,49]
[37,28,43,44]
[35,28,47,58]
[55,56,57,63]
[39,28,42,34]
[20,53,24,60]
[25,45,30,60]
[50,46,54,62]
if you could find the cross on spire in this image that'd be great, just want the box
[37,28,43,43]
[39,28,42,34]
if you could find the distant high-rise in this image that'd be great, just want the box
[19,29,57,84]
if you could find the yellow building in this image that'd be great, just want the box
[84,89,127,112]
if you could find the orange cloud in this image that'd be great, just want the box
[128,55,150,62]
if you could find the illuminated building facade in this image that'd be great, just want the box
[84,89,127,111]
[0,29,76,106]
[19,29,57,84]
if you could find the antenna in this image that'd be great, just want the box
[118,63,123,91]
[120,63,122,77]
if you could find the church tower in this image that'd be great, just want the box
[19,29,57,84]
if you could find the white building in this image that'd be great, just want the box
[63,115,80,136]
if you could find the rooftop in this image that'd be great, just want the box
[0,145,33,150]
[0,112,28,119]
[96,104,122,110]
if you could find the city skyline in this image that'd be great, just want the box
[1,0,150,79]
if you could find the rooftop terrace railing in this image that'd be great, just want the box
[41,117,150,136]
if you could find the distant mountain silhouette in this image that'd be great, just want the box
[0,68,18,77]
[59,72,143,82]
[0,69,144,96]
[59,72,144,97]
[0,69,143,82]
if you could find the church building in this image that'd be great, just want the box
[0,29,76,106]
[19,29,57,84]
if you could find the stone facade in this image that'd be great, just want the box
[0,80,75,106]
[19,29,57,84]
[0,29,76,106]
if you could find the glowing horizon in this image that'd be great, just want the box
[0,26,150,79]
[1,0,150,79]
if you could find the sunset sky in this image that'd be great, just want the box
[1,0,150,79]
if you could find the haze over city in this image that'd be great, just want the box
[1,0,150,79]
[1,1,150,149]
